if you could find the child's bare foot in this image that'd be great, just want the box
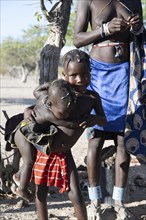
[15,187,34,202]
[13,174,20,186]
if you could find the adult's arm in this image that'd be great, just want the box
[133,0,143,16]
[74,0,102,48]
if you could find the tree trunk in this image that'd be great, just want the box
[39,0,72,84]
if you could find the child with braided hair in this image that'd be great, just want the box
[13,49,106,219]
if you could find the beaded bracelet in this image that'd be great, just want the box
[103,22,111,36]
[100,22,112,38]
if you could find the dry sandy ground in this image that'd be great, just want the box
[0,75,146,220]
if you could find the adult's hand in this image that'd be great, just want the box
[108,17,129,34]
[127,13,143,32]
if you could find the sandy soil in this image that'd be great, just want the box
[0,75,146,220]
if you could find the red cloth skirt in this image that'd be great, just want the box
[32,150,69,193]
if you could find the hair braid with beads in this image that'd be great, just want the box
[63,49,90,73]
[49,79,77,108]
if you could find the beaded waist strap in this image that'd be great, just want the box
[93,42,129,48]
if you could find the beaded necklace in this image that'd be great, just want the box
[95,0,132,19]
[95,0,114,19]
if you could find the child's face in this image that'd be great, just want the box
[63,61,90,93]
[50,104,73,119]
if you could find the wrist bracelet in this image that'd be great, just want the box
[100,23,105,38]
[103,22,112,37]
[100,22,112,38]
[104,22,111,36]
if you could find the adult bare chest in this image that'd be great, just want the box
[90,0,131,28]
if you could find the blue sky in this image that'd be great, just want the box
[1,0,52,41]
[1,1,145,42]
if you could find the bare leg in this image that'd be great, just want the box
[113,133,133,219]
[87,131,105,187]
[14,129,36,201]
[67,151,87,220]
[35,184,49,220]
[115,134,130,188]
[87,130,105,219]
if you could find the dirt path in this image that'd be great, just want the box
[0,76,146,220]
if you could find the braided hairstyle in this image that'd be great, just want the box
[63,49,90,73]
[49,79,76,108]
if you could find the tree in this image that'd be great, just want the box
[39,0,72,85]
[65,2,77,46]
[1,28,43,82]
